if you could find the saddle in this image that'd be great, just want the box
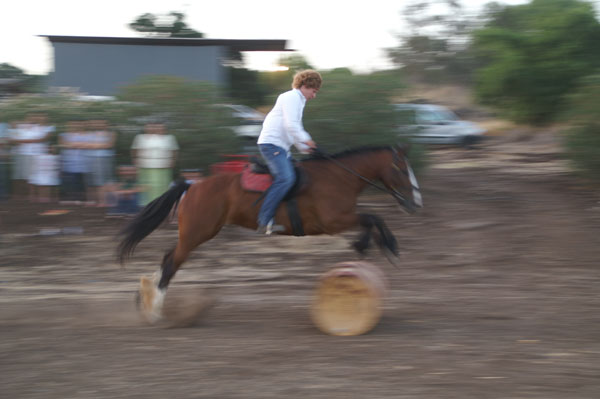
[240,157,308,236]
[241,157,307,197]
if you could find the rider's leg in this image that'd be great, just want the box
[257,144,295,232]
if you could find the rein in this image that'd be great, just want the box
[313,147,405,198]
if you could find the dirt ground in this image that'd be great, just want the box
[1,130,599,398]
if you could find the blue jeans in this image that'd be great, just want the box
[61,172,85,201]
[257,144,296,226]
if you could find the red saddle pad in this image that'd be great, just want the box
[240,166,272,192]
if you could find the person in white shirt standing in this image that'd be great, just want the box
[10,112,54,201]
[131,121,179,206]
[256,70,321,234]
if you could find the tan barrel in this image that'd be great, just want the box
[310,261,387,336]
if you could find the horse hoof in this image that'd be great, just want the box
[142,308,164,325]
[138,275,164,324]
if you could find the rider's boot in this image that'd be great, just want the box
[257,219,285,235]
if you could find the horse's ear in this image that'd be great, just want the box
[395,142,411,155]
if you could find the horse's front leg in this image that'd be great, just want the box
[353,213,398,256]
[353,214,373,254]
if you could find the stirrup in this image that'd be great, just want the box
[257,220,285,235]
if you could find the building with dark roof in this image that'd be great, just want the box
[42,35,290,96]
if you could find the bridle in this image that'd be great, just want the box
[314,147,419,208]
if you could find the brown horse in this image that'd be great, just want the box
[118,146,422,322]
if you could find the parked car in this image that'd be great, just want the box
[211,104,265,157]
[216,104,265,139]
[395,103,486,147]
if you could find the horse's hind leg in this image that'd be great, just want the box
[138,181,230,324]
[141,243,189,322]
[138,240,204,323]
[158,247,178,290]
[138,221,224,324]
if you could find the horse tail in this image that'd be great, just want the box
[117,180,191,264]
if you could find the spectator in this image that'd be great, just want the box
[9,113,53,200]
[29,145,60,203]
[168,168,204,223]
[27,112,55,202]
[0,122,10,200]
[180,168,204,185]
[85,118,116,207]
[106,165,142,217]
[59,119,88,204]
[130,121,178,206]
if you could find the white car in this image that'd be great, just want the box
[217,104,265,139]
[395,103,486,146]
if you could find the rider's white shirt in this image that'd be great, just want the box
[257,88,312,154]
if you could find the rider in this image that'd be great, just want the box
[256,69,321,234]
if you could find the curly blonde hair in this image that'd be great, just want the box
[291,70,322,89]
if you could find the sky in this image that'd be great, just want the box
[3,0,532,76]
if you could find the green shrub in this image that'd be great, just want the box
[1,71,427,176]
[300,69,426,173]
[562,73,600,181]
[472,0,600,125]
[0,76,246,171]
[565,123,600,181]
[116,75,242,170]
[0,94,133,146]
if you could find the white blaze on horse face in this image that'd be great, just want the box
[406,161,423,208]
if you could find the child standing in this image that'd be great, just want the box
[106,165,142,217]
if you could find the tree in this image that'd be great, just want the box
[129,11,203,38]
[387,0,478,84]
[0,63,27,79]
[472,0,600,124]
[254,54,315,99]
[225,67,268,108]
[128,12,245,67]
[0,63,45,95]
[278,54,315,71]
[0,93,134,148]
[303,70,398,146]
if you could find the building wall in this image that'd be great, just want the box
[50,42,226,95]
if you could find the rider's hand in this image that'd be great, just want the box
[304,140,317,150]
[303,140,318,154]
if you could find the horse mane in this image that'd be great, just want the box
[302,145,393,162]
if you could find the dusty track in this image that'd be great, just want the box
[2,132,599,398]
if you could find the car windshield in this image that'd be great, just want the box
[418,107,458,124]
[228,105,264,119]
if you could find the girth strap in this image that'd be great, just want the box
[286,198,305,236]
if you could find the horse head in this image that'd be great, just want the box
[381,145,423,214]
